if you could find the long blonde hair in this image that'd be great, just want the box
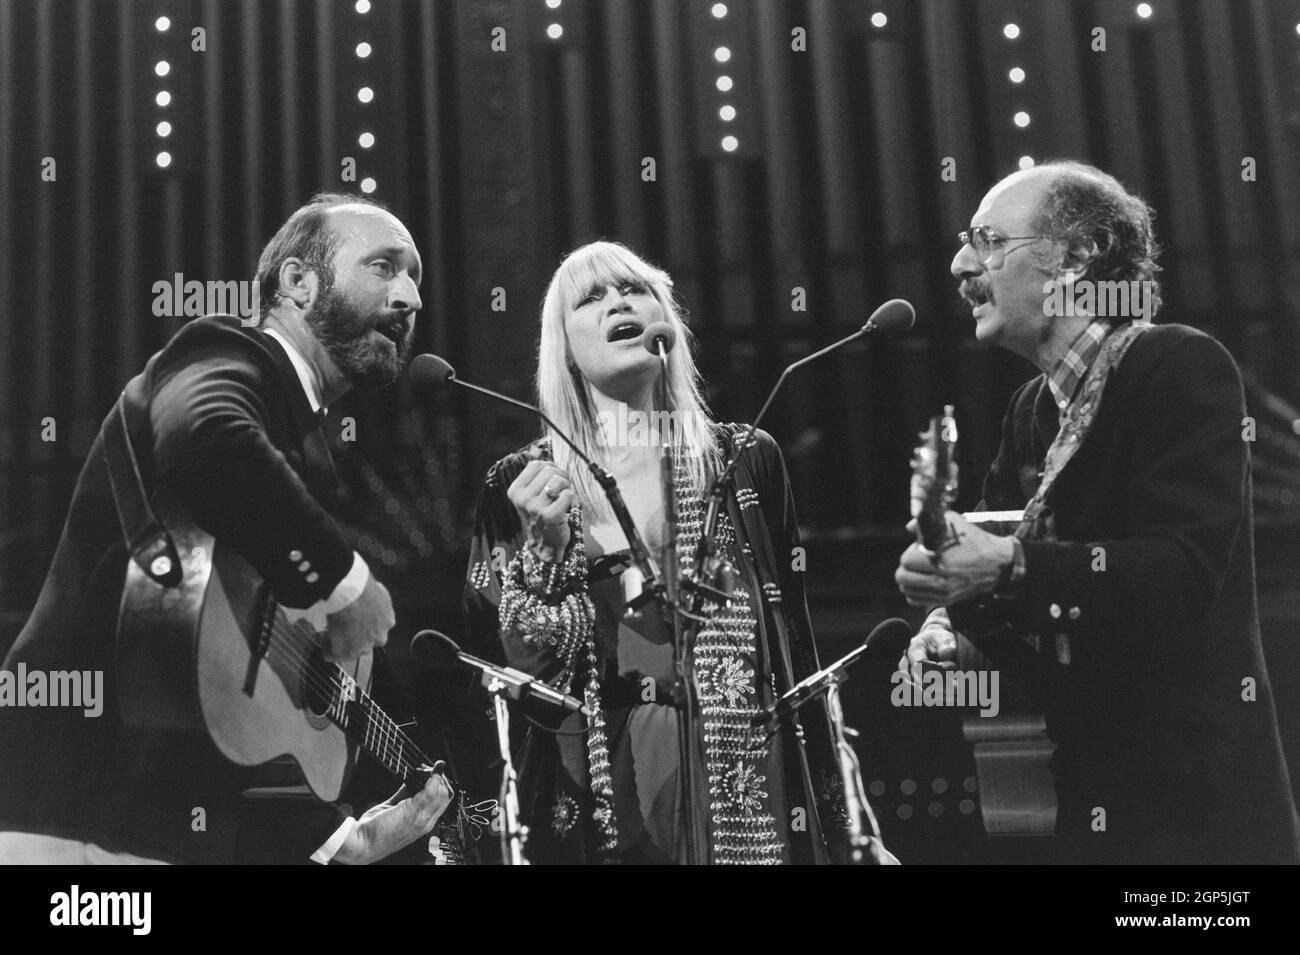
[536,241,721,523]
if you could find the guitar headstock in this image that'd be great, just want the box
[909,404,958,552]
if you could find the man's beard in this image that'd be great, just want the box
[304,284,412,389]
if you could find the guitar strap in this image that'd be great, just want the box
[102,392,184,588]
[1017,321,1150,542]
[955,321,1149,674]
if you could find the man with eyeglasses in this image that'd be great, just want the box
[894,160,1299,864]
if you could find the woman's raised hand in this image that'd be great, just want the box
[507,459,576,561]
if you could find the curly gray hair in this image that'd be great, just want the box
[1029,161,1163,319]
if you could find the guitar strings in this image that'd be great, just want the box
[266,629,423,776]
[253,615,434,781]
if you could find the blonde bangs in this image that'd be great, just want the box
[554,242,674,314]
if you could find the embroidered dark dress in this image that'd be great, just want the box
[463,426,845,864]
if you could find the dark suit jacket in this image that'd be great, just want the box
[0,315,357,863]
[955,322,1300,863]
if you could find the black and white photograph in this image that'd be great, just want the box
[0,0,1297,930]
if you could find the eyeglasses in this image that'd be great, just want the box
[957,225,1044,265]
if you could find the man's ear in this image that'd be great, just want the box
[277,257,319,310]
[1057,238,1098,283]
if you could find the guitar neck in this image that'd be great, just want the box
[318,662,431,788]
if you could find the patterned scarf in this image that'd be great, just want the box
[1019,321,1150,543]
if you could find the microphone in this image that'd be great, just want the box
[686,300,915,612]
[751,617,913,730]
[718,298,913,485]
[861,298,916,335]
[641,322,677,356]
[408,352,456,389]
[411,629,591,717]
[409,354,664,611]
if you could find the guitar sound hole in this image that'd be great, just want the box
[303,651,333,719]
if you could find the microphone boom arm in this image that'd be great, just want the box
[443,373,664,609]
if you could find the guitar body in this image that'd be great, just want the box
[116,495,367,802]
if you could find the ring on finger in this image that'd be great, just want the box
[543,481,561,501]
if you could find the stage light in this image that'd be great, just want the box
[871,12,888,29]
[1003,23,1021,40]
[361,177,377,194]
[155,60,170,77]
[1013,111,1031,128]
[714,46,731,63]
[711,3,728,19]
[156,151,172,169]
[155,90,171,107]
[1009,66,1026,83]
[546,0,562,8]
[1295,22,1300,36]
[716,75,733,92]
[356,42,372,58]
[719,104,736,121]
[1136,3,1153,18]
[155,16,170,32]
[721,135,739,152]
[359,131,375,149]
[357,86,374,103]
[156,120,172,137]
[546,23,563,39]
[1019,155,1035,170]
[355,0,371,13]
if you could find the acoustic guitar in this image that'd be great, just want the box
[908,407,1057,838]
[115,493,475,861]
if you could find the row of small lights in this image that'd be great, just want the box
[711,4,739,153]
[152,3,382,191]
[540,1,736,150]
[153,15,174,168]
[1010,5,1154,170]
[868,5,1156,171]
[1000,21,1035,171]
[545,0,563,40]
[355,0,377,194]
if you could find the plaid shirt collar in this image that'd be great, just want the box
[1046,319,1111,418]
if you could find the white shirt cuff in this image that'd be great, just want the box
[311,816,357,865]
[319,552,370,615]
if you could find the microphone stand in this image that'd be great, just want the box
[657,323,877,866]
[442,375,667,615]
[759,670,887,865]
[650,337,710,866]
[823,678,885,865]
[687,325,876,616]
[672,321,890,866]
[486,673,529,865]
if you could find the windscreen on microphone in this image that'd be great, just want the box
[864,617,915,663]
[862,299,916,335]
[640,322,677,356]
[408,353,456,391]
[410,628,462,669]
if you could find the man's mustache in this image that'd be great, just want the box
[959,280,993,308]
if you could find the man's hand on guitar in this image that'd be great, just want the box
[895,511,1015,607]
[333,769,454,865]
[899,624,958,685]
[323,573,395,662]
